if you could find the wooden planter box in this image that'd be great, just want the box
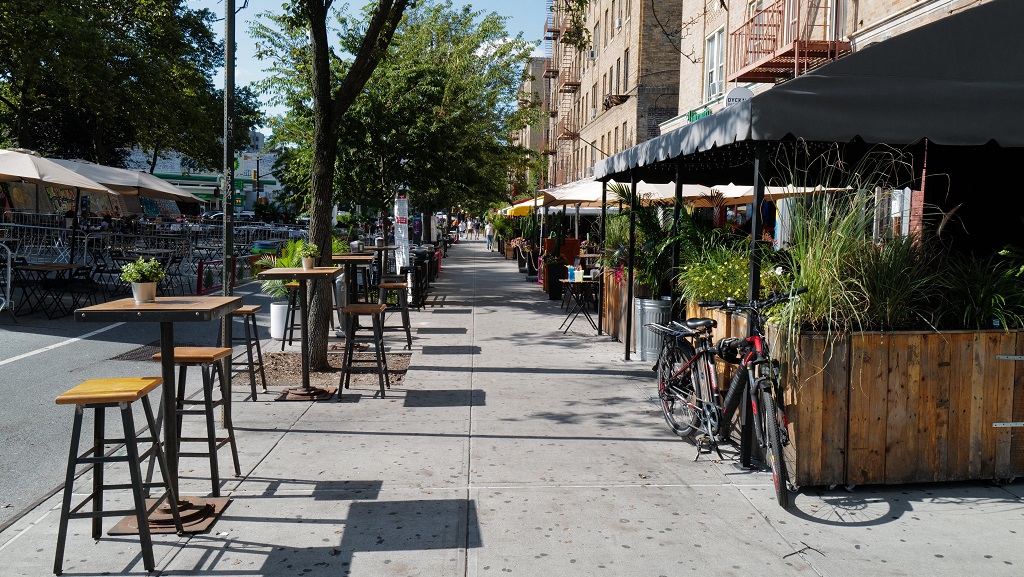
[688,305,1024,487]
[602,269,631,345]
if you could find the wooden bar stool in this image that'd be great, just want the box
[54,377,182,575]
[339,303,390,399]
[151,347,240,496]
[378,281,412,349]
[230,304,267,401]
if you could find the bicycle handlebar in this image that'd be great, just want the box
[699,287,808,313]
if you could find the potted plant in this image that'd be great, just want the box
[297,241,319,269]
[120,257,166,303]
[541,253,567,300]
[256,240,303,339]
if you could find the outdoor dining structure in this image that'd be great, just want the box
[592,0,1024,488]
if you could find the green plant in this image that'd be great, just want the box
[331,235,350,254]
[677,245,792,302]
[256,240,303,299]
[939,252,1024,330]
[296,241,319,259]
[120,257,166,283]
[851,234,944,330]
[610,183,677,298]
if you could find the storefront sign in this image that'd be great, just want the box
[725,86,754,108]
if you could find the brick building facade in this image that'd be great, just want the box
[541,0,682,187]
[664,0,996,133]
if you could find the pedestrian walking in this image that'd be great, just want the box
[485,221,495,250]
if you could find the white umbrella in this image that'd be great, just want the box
[51,159,203,202]
[0,149,114,193]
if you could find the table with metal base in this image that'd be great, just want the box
[257,266,344,401]
[559,279,599,333]
[76,295,241,533]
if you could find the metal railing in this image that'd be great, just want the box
[728,0,843,79]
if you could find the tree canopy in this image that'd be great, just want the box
[256,0,541,217]
[0,0,261,168]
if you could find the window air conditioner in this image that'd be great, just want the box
[615,18,622,29]
[589,107,597,120]
[586,50,597,60]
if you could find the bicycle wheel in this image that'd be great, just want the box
[657,339,699,437]
[760,389,790,508]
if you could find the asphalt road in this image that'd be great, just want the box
[0,283,268,528]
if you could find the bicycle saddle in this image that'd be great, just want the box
[682,318,717,330]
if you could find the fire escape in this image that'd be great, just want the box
[727,0,850,83]
[541,0,560,186]
[553,2,580,186]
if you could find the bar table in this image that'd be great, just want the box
[257,266,344,400]
[76,295,241,533]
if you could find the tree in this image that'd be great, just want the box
[253,0,413,370]
[334,2,541,219]
[0,1,259,167]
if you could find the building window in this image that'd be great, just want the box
[705,27,726,101]
[614,126,619,153]
[622,121,628,148]
[600,135,605,159]
[594,24,599,51]
[602,73,607,100]
[609,6,614,39]
[623,49,629,92]
[604,10,609,46]
[615,58,621,95]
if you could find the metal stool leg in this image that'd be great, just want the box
[249,314,268,393]
[241,315,258,401]
[200,364,221,497]
[54,406,85,575]
[213,361,241,477]
[398,289,412,349]
[119,402,156,572]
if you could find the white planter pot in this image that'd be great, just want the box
[131,282,157,303]
[301,256,315,269]
[269,301,288,340]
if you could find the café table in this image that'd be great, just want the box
[14,262,85,317]
[256,266,344,400]
[331,253,376,305]
[76,295,241,533]
[559,278,599,334]
[363,245,400,278]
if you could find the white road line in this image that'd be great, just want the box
[0,322,125,367]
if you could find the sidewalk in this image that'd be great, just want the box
[2,239,1022,576]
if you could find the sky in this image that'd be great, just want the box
[187,0,548,125]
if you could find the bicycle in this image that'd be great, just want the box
[650,288,806,508]
[703,287,807,508]
[650,317,727,460]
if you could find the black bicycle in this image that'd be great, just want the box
[703,287,807,508]
[650,317,727,460]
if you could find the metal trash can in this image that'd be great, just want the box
[634,297,673,361]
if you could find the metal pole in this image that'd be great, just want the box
[748,143,766,308]
[672,160,683,320]
[740,142,767,467]
[625,171,637,361]
[598,180,606,335]
[222,0,235,298]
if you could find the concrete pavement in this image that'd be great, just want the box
[1,238,1022,576]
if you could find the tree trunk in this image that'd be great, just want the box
[301,0,412,371]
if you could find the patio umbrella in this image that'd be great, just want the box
[0,149,117,263]
[51,159,203,202]
[0,150,114,193]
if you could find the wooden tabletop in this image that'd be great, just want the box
[560,278,599,283]
[362,245,399,251]
[76,295,242,323]
[330,253,376,263]
[579,253,603,259]
[257,266,344,280]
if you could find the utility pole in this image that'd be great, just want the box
[222,0,235,297]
